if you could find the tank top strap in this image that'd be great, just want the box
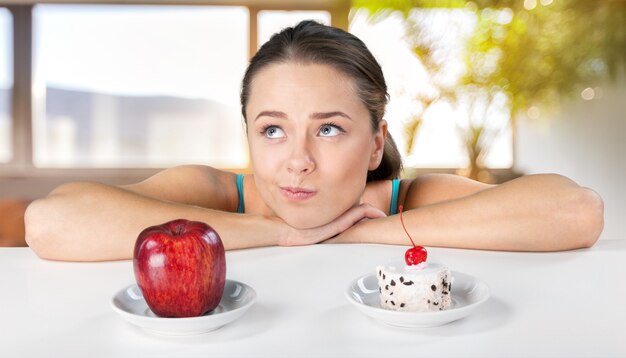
[236,174,245,214]
[389,179,401,215]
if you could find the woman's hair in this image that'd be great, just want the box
[240,20,402,181]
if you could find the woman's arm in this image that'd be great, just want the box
[25,165,385,261]
[24,166,270,261]
[328,173,604,251]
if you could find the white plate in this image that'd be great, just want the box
[111,279,256,335]
[346,271,489,328]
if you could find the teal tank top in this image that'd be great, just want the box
[235,174,400,216]
[236,174,245,213]
[390,179,401,215]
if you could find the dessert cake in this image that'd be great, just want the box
[376,263,452,312]
[376,204,453,312]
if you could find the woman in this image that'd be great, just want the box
[25,21,604,261]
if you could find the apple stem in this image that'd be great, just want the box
[399,205,416,248]
[174,223,185,236]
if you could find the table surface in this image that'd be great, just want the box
[2,240,625,358]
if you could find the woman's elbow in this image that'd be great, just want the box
[569,187,604,249]
[25,182,91,259]
[24,197,67,260]
[24,198,52,258]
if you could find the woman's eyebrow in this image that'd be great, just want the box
[310,111,353,121]
[255,111,288,121]
[255,111,353,121]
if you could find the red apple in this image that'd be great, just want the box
[133,219,226,318]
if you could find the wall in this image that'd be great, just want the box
[515,76,626,241]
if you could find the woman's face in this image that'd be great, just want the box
[246,62,386,229]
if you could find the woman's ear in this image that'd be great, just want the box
[368,120,387,170]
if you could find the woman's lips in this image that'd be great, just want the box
[280,187,317,201]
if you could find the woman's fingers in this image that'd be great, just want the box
[330,203,386,233]
[279,203,386,246]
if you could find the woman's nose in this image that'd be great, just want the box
[287,138,316,175]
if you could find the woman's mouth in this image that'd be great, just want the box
[280,187,317,201]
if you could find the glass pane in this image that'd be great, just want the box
[350,9,513,169]
[33,5,249,168]
[258,10,331,47]
[0,8,12,163]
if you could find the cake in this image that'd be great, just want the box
[380,205,453,312]
[376,262,452,312]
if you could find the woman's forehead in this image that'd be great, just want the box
[247,62,364,113]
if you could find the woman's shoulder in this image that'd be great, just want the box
[363,174,493,212]
[152,164,238,189]
[170,164,237,180]
[391,173,493,209]
[131,165,241,211]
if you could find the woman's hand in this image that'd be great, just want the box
[277,203,386,247]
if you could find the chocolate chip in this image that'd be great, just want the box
[390,292,394,295]
[385,285,389,290]
[403,281,414,286]
[431,285,437,291]
[382,274,386,280]
[443,291,449,295]
[400,303,405,308]
[433,302,439,306]
[378,270,382,277]
[390,280,396,286]
[427,300,431,303]
[379,287,381,293]
[399,276,404,283]
[391,300,395,306]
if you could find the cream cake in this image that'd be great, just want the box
[376,262,452,312]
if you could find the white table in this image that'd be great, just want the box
[2,240,625,357]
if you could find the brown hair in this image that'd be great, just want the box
[240,20,402,181]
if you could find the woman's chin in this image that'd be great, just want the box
[282,213,335,230]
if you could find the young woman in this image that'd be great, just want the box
[25,21,604,261]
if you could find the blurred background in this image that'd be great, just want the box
[0,0,624,246]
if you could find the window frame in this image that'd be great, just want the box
[1,1,349,179]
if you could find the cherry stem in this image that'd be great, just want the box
[399,205,416,248]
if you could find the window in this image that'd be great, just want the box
[0,8,12,163]
[13,3,518,175]
[350,9,513,169]
[32,5,249,168]
[258,10,331,47]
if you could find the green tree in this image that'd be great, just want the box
[354,0,626,181]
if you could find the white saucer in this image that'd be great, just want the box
[111,279,256,335]
[346,271,489,328]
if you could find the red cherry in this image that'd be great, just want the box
[405,245,428,266]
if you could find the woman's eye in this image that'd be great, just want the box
[264,126,285,138]
[318,124,344,137]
